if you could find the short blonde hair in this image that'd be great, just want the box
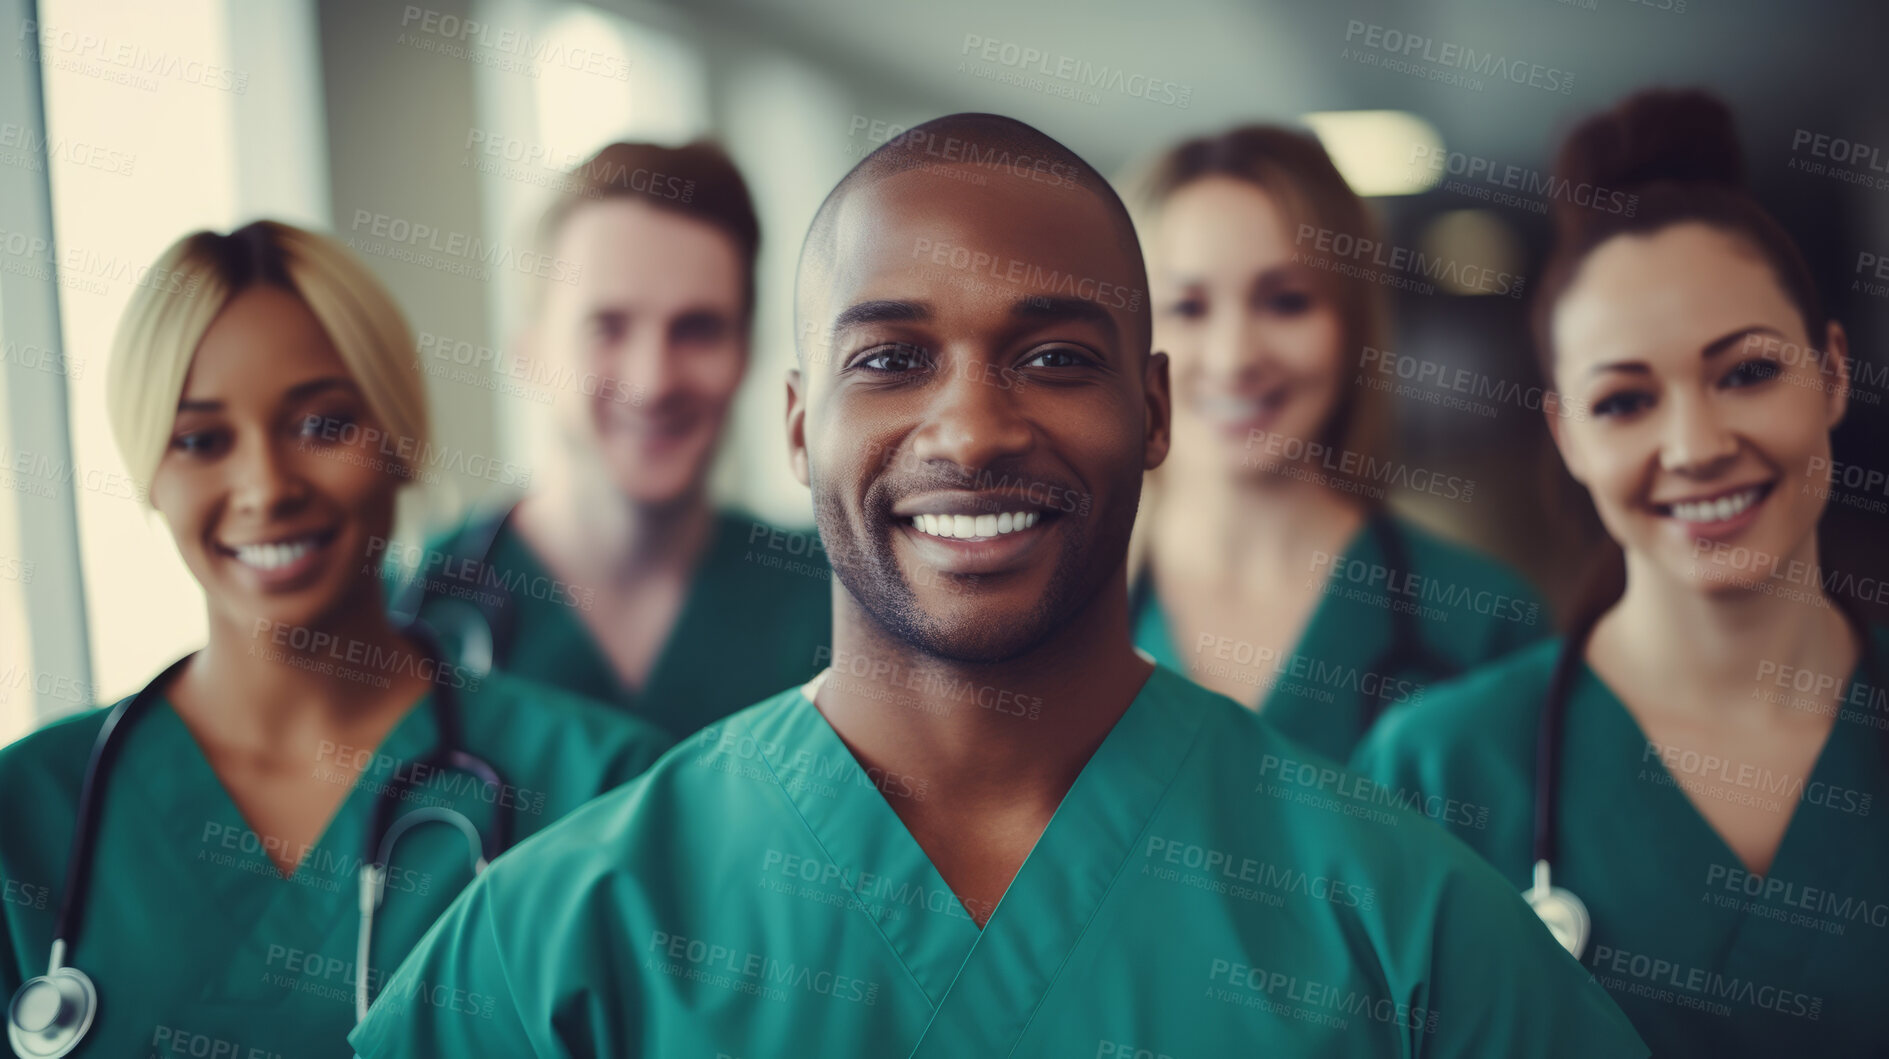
[107,220,429,496]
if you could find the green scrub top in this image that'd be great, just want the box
[0,668,670,1059]
[351,665,1646,1057]
[1133,511,1546,762]
[393,506,833,741]
[1352,627,1889,1057]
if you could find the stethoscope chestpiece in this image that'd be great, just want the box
[1524,859,1592,961]
[7,964,98,1058]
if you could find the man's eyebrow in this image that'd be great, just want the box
[1012,295,1117,337]
[831,299,931,336]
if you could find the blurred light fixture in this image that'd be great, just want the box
[1301,110,1444,197]
[1419,209,1526,296]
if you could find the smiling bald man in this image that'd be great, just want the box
[350,114,1646,1058]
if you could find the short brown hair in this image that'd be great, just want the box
[538,140,761,317]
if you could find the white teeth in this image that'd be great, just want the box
[1665,488,1762,524]
[232,535,320,571]
[908,511,1040,540]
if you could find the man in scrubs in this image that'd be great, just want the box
[392,140,830,741]
[352,114,1646,1057]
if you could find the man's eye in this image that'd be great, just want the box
[1021,346,1092,369]
[857,344,930,373]
[1724,359,1781,388]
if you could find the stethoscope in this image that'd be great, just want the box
[1525,597,1884,960]
[1132,510,1458,732]
[387,506,518,681]
[5,626,513,1058]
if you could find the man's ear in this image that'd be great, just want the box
[786,367,811,488]
[1143,350,1172,471]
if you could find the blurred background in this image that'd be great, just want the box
[2,0,1885,740]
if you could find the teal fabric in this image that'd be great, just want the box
[1353,627,1889,1057]
[397,507,834,741]
[1134,513,1547,762]
[352,666,1646,1057]
[0,670,670,1058]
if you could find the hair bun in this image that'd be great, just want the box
[1551,89,1745,228]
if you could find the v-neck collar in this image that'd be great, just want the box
[747,665,1208,1055]
[134,691,437,892]
[1136,515,1384,711]
[1571,653,1878,890]
[500,509,737,717]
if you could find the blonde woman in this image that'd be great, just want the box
[1131,126,1547,762]
[0,221,668,1058]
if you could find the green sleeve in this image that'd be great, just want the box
[1417,862,1647,1058]
[350,875,550,1058]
